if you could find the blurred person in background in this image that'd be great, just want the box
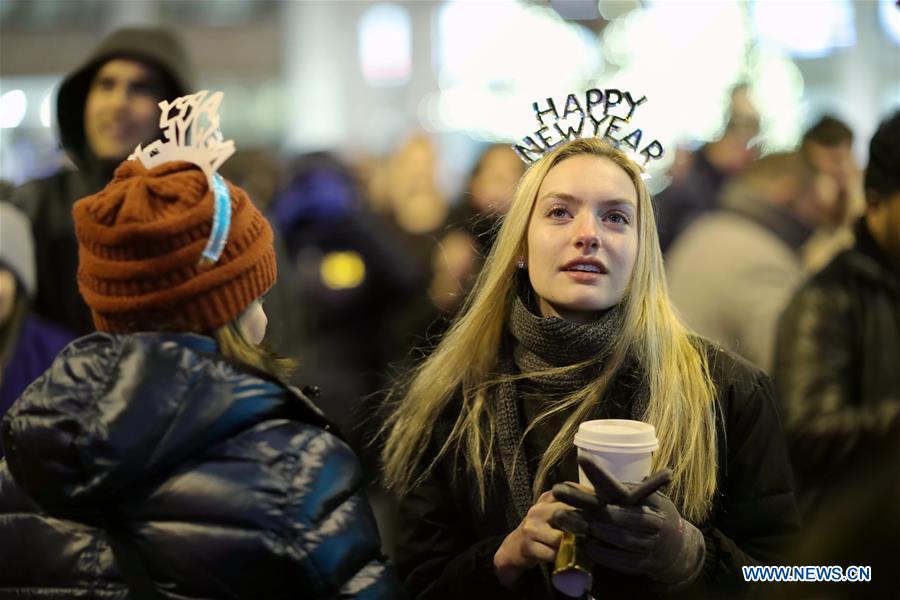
[373,134,455,358]
[773,110,900,521]
[654,84,760,254]
[0,202,73,432]
[799,115,865,271]
[10,27,191,337]
[430,144,525,316]
[220,147,285,213]
[382,138,798,599]
[384,134,449,238]
[666,152,837,373]
[270,152,420,461]
[0,155,402,597]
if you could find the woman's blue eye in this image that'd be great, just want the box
[606,212,629,225]
[548,207,569,218]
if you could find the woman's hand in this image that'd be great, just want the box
[552,457,706,590]
[493,490,574,588]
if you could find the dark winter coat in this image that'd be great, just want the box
[0,333,402,599]
[394,340,800,599]
[773,218,900,514]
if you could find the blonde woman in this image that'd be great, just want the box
[382,138,799,599]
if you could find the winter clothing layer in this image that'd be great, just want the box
[508,296,630,509]
[73,161,276,333]
[0,332,402,599]
[0,315,73,427]
[667,186,813,372]
[773,217,900,515]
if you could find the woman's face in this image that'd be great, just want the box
[469,146,525,215]
[237,299,268,345]
[525,154,639,323]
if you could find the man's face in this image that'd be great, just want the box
[805,141,856,193]
[804,140,859,225]
[83,58,165,162]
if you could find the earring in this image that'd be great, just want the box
[516,259,526,270]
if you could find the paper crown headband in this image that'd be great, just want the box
[512,88,665,172]
[129,90,236,265]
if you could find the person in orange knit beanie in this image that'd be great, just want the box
[0,128,402,596]
[74,159,277,349]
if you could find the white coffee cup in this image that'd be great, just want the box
[574,419,659,484]
[552,419,659,598]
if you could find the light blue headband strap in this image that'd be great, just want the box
[200,173,232,264]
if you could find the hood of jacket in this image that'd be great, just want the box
[56,27,192,171]
[0,332,318,511]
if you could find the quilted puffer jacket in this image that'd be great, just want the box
[0,332,403,599]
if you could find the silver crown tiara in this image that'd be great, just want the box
[511,88,665,171]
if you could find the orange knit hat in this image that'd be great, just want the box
[74,160,276,333]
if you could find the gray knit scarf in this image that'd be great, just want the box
[493,295,633,526]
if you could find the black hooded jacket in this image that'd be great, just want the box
[773,218,900,513]
[0,333,402,599]
[11,28,191,335]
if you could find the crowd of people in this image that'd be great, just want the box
[0,27,897,600]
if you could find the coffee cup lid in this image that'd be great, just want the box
[574,419,658,454]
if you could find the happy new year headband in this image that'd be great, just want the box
[128,90,236,265]
[512,88,665,172]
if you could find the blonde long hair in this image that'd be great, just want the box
[382,138,718,522]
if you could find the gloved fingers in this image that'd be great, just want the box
[623,469,672,506]
[577,455,630,503]
[590,504,664,533]
[586,521,658,552]
[551,508,589,535]
[638,489,678,515]
[551,482,605,511]
[585,542,651,575]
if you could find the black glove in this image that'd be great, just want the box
[552,456,706,590]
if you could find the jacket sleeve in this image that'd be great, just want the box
[689,373,801,593]
[284,427,405,599]
[394,460,522,600]
[773,284,900,481]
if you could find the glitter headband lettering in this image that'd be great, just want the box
[513,88,664,166]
